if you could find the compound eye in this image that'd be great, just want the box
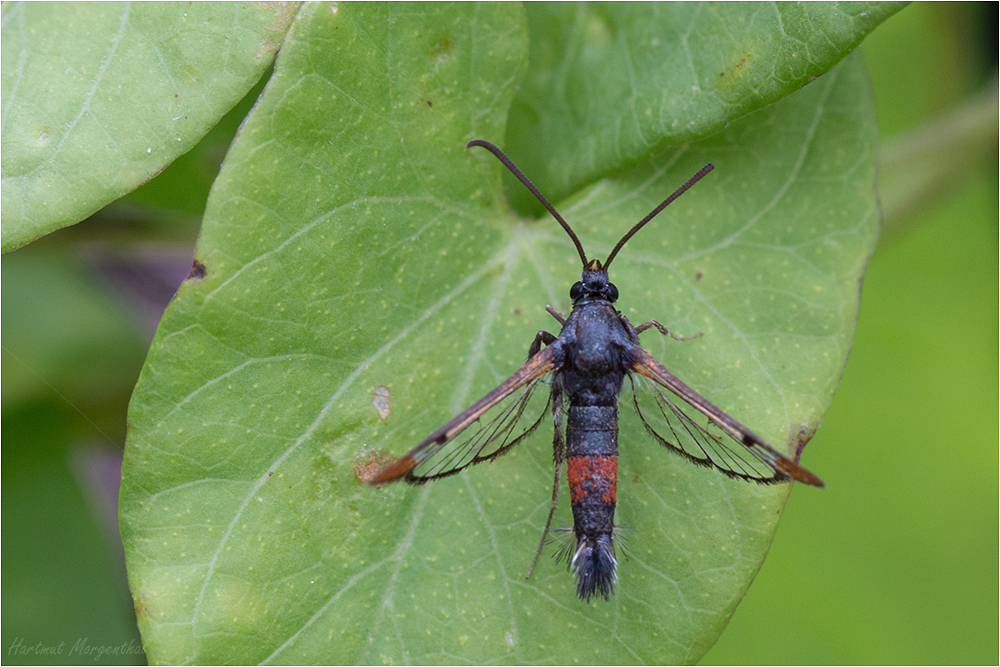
[570,281,584,300]
[606,282,619,302]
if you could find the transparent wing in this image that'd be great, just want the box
[628,346,823,486]
[627,374,782,482]
[369,343,561,485]
[407,375,552,482]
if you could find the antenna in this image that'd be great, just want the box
[467,140,589,269]
[603,163,714,270]
[467,140,714,272]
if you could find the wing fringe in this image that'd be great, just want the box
[368,344,562,485]
[629,346,823,487]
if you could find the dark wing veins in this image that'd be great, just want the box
[370,343,563,485]
[628,346,823,487]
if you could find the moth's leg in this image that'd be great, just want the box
[528,330,558,358]
[626,315,703,341]
[527,379,564,580]
[546,305,567,326]
[525,460,562,580]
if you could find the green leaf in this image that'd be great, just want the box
[0,2,297,252]
[120,3,880,664]
[504,2,904,214]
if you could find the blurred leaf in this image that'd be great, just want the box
[861,1,991,139]
[120,4,878,664]
[504,2,904,213]
[877,80,998,232]
[1,248,147,413]
[2,402,143,666]
[0,2,297,252]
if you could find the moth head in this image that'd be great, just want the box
[570,259,619,303]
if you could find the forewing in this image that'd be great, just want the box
[369,343,562,485]
[628,346,823,487]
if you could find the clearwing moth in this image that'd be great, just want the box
[370,140,823,602]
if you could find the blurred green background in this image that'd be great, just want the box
[704,3,998,664]
[2,3,995,664]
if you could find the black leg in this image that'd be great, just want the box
[629,316,703,341]
[527,380,564,580]
[528,330,558,358]
[546,305,567,325]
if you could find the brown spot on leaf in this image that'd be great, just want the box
[353,451,392,484]
[187,259,206,280]
[430,35,455,63]
[718,51,753,81]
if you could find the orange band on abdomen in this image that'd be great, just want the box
[567,455,618,504]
